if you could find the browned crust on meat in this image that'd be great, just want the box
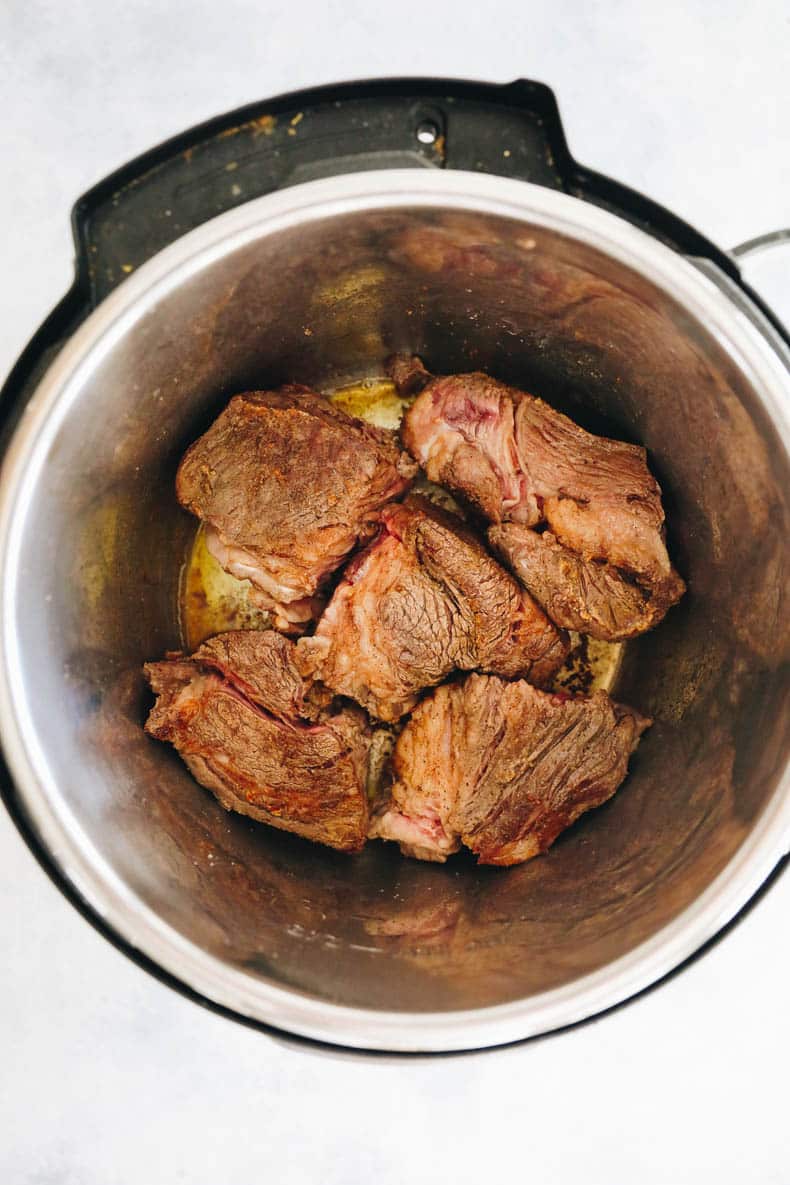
[298,496,569,722]
[395,359,685,637]
[373,674,650,865]
[490,523,685,641]
[144,631,371,853]
[175,386,417,616]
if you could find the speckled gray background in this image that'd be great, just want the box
[1,2,788,1182]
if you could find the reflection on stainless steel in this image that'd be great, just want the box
[0,172,788,1051]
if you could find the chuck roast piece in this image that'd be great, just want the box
[370,673,650,865]
[490,523,680,641]
[297,495,569,722]
[145,630,371,853]
[394,357,684,639]
[176,386,417,632]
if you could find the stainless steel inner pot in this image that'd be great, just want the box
[1,171,788,1052]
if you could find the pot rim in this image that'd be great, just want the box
[1,168,789,1052]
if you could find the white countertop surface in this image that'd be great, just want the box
[1,3,788,1182]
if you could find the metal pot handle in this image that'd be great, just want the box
[732,228,790,259]
[730,229,790,338]
[689,250,790,371]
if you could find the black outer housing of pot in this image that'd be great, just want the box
[0,77,786,1052]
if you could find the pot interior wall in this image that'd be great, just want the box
[9,204,790,1013]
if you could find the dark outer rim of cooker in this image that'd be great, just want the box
[0,75,787,1056]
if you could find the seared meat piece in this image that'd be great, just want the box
[490,523,683,641]
[394,357,684,635]
[145,630,371,853]
[370,673,650,864]
[176,386,417,632]
[297,495,569,722]
[180,629,326,720]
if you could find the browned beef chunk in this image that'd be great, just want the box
[489,523,684,641]
[297,495,569,723]
[395,358,684,637]
[145,630,371,853]
[370,673,650,864]
[176,386,417,632]
[183,629,325,720]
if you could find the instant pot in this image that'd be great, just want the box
[1,78,788,1051]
